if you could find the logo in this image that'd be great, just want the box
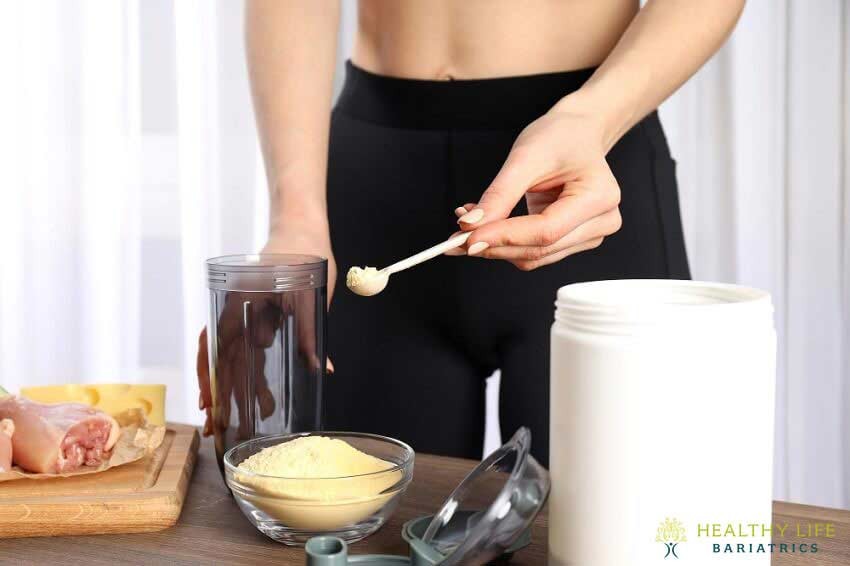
[656,518,687,559]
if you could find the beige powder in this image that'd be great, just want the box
[236,436,403,530]
[345,266,379,289]
[345,266,389,296]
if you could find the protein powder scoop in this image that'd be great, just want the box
[346,233,470,297]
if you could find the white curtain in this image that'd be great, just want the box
[0,0,846,509]
[0,0,264,426]
[660,1,850,508]
[0,1,142,391]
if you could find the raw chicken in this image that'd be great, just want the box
[0,397,120,473]
[0,419,13,472]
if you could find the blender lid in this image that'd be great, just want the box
[418,427,549,565]
[304,427,549,566]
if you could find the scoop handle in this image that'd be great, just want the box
[385,233,471,275]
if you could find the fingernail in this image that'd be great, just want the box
[467,241,490,255]
[454,206,468,218]
[458,208,484,224]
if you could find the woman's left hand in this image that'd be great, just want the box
[452,105,622,271]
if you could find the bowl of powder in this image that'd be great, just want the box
[224,432,414,546]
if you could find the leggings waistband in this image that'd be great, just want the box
[334,61,596,130]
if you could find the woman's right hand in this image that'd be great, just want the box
[196,224,335,436]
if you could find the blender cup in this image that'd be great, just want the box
[206,254,327,474]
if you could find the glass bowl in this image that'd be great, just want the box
[224,431,415,546]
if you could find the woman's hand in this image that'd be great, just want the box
[453,104,622,271]
[196,222,335,436]
[447,0,748,272]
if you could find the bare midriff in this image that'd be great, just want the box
[353,0,639,80]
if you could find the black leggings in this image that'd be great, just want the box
[324,63,690,466]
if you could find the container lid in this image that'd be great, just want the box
[304,428,549,566]
[207,254,327,292]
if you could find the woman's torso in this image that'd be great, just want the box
[353,0,638,80]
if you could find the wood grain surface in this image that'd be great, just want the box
[0,423,199,538]
[1,432,848,565]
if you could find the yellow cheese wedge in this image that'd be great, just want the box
[20,384,166,425]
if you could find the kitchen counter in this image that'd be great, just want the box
[2,434,849,565]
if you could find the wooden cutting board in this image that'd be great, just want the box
[0,423,199,538]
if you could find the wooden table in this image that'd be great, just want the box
[3,435,850,565]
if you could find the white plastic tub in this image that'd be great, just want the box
[549,280,776,565]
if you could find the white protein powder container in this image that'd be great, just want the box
[549,280,775,565]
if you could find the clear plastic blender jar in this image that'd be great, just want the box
[206,254,327,474]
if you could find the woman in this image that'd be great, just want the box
[199,0,744,466]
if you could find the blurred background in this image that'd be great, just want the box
[0,1,847,509]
